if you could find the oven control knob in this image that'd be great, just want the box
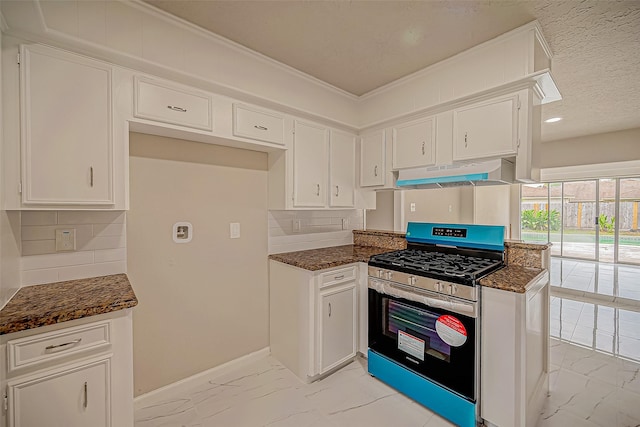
[386,271,393,280]
[408,276,417,286]
[377,269,384,278]
[433,282,443,292]
[449,284,458,295]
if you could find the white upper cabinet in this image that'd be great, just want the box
[360,130,385,187]
[293,120,329,208]
[20,44,114,206]
[452,94,520,162]
[392,116,436,170]
[329,130,355,208]
[134,76,213,131]
[233,103,285,145]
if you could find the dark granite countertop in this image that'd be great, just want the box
[0,274,138,335]
[479,265,547,293]
[505,240,553,250]
[270,244,548,293]
[269,244,394,271]
[352,230,406,238]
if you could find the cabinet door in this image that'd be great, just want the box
[453,95,519,161]
[392,116,436,169]
[21,45,113,205]
[329,130,355,208]
[360,130,385,187]
[318,283,357,374]
[8,358,110,427]
[293,121,328,208]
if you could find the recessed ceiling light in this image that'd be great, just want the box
[544,117,562,123]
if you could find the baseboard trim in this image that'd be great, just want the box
[133,347,271,409]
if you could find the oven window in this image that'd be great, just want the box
[383,298,452,362]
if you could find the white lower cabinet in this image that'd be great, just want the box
[269,261,357,382]
[1,311,134,427]
[318,283,356,373]
[7,357,110,427]
[481,273,549,427]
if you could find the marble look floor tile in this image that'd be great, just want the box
[538,406,600,427]
[134,398,199,427]
[326,393,433,427]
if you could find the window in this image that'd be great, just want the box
[521,178,640,265]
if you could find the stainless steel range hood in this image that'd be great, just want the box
[395,158,514,189]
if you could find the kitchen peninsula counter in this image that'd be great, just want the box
[0,274,138,335]
[480,265,546,293]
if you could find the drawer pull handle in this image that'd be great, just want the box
[334,275,344,280]
[90,166,94,187]
[328,303,332,317]
[167,105,187,113]
[374,165,378,177]
[335,185,339,197]
[421,141,425,155]
[45,338,82,351]
[316,184,320,196]
[84,381,88,409]
[254,125,268,131]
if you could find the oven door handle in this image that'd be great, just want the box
[369,279,477,318]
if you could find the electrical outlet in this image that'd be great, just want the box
[410,202,416,212]
[55,229,76,251]
[342,218,349,230]
[293,219,302,233]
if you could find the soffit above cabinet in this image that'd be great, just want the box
[3,0,639,142]
[143,0,640,142]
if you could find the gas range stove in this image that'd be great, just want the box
[368,222,505,302]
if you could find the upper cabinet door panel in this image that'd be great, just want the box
[360,130,385,187]
[293,121,328,208]
[392,116,436,170]
[233,104,285,145]
[452,95,519,161]
[134,76,213,131]
[329,130,355,208]
[21,45,114,205]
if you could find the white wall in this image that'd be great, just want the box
[535,128,640,169]
[365,191,395,231]
[127,132,269,396]
[403,187,475,229]
[474,185,513,239]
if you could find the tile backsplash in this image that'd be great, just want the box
[20,211,127,286]
[269,210,363,237]
[268,210,363,254]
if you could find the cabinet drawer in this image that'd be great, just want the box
[134,76,213,131]
[233,104,285,145]
[319,266,357,288]
[7,321,111,373]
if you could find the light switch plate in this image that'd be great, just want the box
[410,202,416,212]
[230,222,240,239]
[55,229,76,251]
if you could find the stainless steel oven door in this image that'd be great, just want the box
[368,277,478,401]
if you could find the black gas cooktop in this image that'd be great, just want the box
[369,246,504,284]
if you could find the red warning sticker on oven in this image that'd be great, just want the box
[435,315,467,347]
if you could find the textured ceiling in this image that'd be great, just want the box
[144,0,640,142]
